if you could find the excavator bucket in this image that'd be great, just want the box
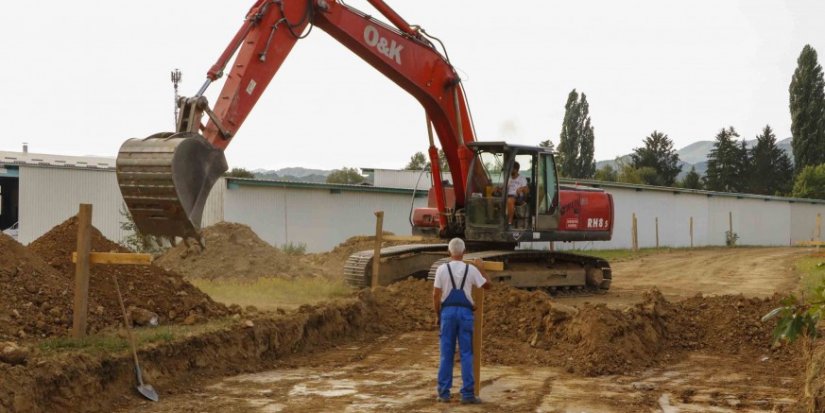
[116,132,227,239]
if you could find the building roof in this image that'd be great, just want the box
[0,150,115,169]
[225,177,429,196]
[561,178,825,205]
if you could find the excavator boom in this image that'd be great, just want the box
[117,0,476,239]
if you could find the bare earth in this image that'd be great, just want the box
[120,247,809,413]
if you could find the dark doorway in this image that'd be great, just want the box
[0,176,19,231]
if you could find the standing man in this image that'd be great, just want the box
[433,238,491,404]
[506,161,529,228]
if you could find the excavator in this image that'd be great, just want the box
[116,0,614,294]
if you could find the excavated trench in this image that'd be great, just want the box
[1,221,822,412]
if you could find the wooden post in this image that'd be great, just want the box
[472,287,484,397]
[689,216,694,248]
[631,213,639,252]
[72,204,92,339]
[817,213,822,241]
[655,217,659,248]
[728,211,733,238]
[371,211,384,289]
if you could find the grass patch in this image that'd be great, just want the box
[190,277,352,311]
[37,318,234,355]
[796,254,825,298]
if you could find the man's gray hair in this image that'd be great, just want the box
[448,238,465,256]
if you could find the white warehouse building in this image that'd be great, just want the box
[2,150,824,253]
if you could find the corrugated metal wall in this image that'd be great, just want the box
[16,165,825,252]
[551,187,824,251]
[19,166,127,244]
[373,169,452,190]
[223,184,429,252]
[18,166,225,246]
[791,203,824,243]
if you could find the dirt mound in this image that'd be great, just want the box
[362,279,799,376]
[23,217,228,337]
[0,233,70,340]
[806,342,825,412]
[155,222,320,279]
[303,234,444,278]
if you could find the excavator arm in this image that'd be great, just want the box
[117,0,478,239]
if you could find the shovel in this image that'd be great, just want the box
[113,274,159,402]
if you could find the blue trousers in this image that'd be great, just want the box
[437,306,474,399]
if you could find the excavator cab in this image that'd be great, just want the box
[464,142,560,243]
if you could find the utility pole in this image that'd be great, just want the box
[171,69,182,126]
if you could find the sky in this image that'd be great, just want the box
[1,1,823,171]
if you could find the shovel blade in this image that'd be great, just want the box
[138,384,159,402]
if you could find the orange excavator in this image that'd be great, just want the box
[117,0,615,293]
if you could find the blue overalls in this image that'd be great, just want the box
[437,263,475,400]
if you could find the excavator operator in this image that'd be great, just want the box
[506,162,529,228]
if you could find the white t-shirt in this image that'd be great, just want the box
[507,174,527,196]
[433,260,487,306]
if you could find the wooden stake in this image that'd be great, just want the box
[631,213,639,252]
[729,211,733,239]
[817,213,822,241]
[72,204,92,339]
[472,287,484,397]
[371,211,384,289]
[690,216,694,248]
[655,217,659,248]
[72,252,152,265]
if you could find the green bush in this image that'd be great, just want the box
[281,242,307,255]
[763,281,825,342]
[792,164,825,200]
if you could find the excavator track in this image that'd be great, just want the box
[427,250,611,296]
[345,245,611,296]
[344,244,448,288]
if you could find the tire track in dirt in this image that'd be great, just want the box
[561,247,805,308]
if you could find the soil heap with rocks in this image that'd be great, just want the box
[18,217,228,337]
[365,279,799,376]
[0,233,70,341]
[155,222,317,279]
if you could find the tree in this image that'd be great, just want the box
[790,45,825,170]
[557,89,596,178]
[119,204,167,254]
[594,164,617,182]
[792,164,825,199]
[404,151,428,170]
[630,130,682,186]
[326,167,365,184]
[225,167,255,178]
[705,127,747,192]
[749,125,794,195]
[539,139,555,152]
[735,140,752,193]
[614,157,654,184]
[438,148,450,172]
[681,166,703,189]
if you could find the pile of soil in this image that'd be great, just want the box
[362,279,799,376]
[19,217,228,337]
[0,233,69,340]
[302,234,443,278]
[806,342,825,412]
[155,222,319,279]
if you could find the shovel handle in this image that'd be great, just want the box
[112,274,144,386]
